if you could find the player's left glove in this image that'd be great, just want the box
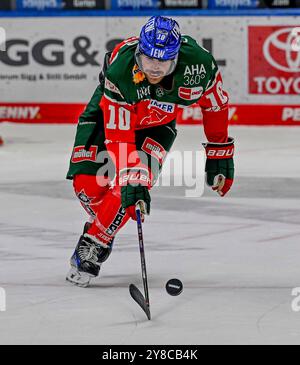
[203,137,235,197]
[120,167,151,221]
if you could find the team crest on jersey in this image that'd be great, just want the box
[178,86,203,101]
[132,64,145,84]
[156,87,164,97]
[71,145,98,163]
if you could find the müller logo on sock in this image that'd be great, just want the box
[0,287,6,312]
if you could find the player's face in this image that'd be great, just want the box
[140,54,173,81]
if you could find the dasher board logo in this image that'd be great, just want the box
[71,145,98,163]
[160,0,201,8]
[0,105,40,120]
[249,26,300,95]
[63,0,105,9]
[16,0,62,10]
[110,0,159,9]
[207,0,259,8]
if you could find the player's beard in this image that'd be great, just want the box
[144,71,164,84]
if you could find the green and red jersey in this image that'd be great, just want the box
[100,35,229,179]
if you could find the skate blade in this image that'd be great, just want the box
[66,267,92,288]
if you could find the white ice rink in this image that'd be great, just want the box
[0,123,300,345]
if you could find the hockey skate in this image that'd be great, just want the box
[66,233,113,288]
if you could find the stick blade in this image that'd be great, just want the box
[129,284,151,320]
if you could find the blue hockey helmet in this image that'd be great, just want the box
[138,16,181,60]
[135,16,181,77]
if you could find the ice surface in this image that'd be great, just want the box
[0,123,300,345]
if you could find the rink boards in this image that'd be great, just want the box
[0,15,299,125]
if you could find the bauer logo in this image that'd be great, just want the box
[105,207,126,236]
[0,27,6,52]
[249,26,300,95]
[0,287,6,311]
[206,147,234,158]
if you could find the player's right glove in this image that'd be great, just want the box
[202,137,235,197]
[120,167,151,220]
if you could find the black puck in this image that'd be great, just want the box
[166,278,183,296]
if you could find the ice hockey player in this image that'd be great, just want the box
[66,16,235,287]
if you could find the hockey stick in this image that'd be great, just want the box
[129,202,151,320]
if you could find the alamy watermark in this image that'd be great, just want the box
[291,287,300,312]
[0,287,6,311]
[93,147,206,198]
[0,27,6,52]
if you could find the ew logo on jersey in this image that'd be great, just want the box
[71,145,98,163]
[149,100,175,113]
[178,86,203,100]
[141,137,167,165]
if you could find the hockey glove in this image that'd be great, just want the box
[120,167,151,221]
[203,137,235,197]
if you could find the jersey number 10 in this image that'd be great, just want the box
[106,105,131,131]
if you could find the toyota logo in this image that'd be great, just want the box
[263,27,300,73]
